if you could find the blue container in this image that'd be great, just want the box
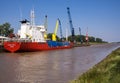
[47,40,70,47]
[47,40,58,47]
[63,42,70,46]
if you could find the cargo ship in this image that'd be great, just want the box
[3,10,73,53]
[4,40,73,53]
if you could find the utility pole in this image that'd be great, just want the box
[85,27,89,45]
[79,27,83,44]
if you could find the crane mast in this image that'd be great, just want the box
[67,7,75,42]
[44,15,48,39]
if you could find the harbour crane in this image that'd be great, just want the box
[67,7,75,42]
[52,19,59,41]
[52,18,63,41]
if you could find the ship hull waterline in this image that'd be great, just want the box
[4,41,73,53]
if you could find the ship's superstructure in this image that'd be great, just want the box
[18,19,46,42]
[18,10,46,42]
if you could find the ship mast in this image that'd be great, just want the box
[30,9,36,42]
[30,9,35,27]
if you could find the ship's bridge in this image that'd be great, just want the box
[36,25,46,32]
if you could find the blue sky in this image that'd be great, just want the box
[0,0,120,42]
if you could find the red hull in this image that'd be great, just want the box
[4,42,21,53]
[4,41,73,53]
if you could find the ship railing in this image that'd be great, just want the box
[4,38,19,42]
[18,38,32,42]
[4,38,32,42]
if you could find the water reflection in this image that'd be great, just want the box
[0,43,120,83]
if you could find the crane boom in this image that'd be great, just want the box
[54,19,59,35]
[52,19,59,41]
[58,19,63,40]
[52,18,63,41]
[67,7,75,42]
[67,7,75,36]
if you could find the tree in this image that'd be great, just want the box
[68,35,86,42]
[68,35,73,42]
[47,33,105,43]
[47,33,52,40]
[47,33,60,41]
[0,22,14,37]
[89,36,95,42]
[96,38,103,43]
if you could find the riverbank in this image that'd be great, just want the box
[73,43,90,47]
[70,47,120,83]
[73,42,108,47]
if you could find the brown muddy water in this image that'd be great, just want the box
[0,43,120,83]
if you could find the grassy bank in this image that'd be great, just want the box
[89,42,108,45]
[70,47,120,83]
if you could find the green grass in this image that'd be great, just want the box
[70,47,120,83]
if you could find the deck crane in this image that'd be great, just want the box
[52,19,59,41]
[52,18,63,41]
[67,7,75,42]
[44,15,48,39]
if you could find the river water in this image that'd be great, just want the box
[0,43,120,83]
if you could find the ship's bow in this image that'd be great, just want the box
[4,42,21,53]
